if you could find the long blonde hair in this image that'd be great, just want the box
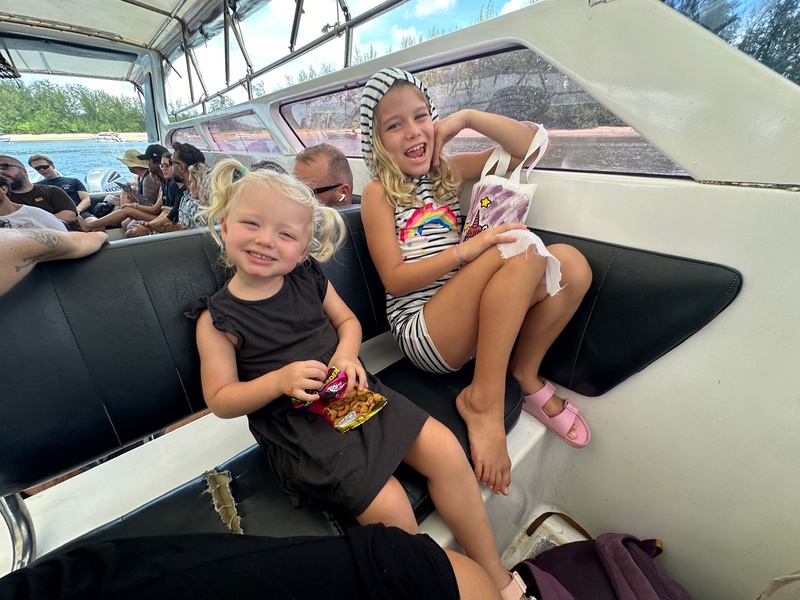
[360,72,461,210]
[370,87,461,209]
[203,159,345,266]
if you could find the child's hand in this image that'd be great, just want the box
[461,223,528,262]
[432,111,470,167]
[329,354,367,397]
[279,360,329,402]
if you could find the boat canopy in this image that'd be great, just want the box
[0,0,274,84]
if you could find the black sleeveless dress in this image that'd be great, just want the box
[188,259,428,516]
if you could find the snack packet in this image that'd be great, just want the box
[292,367,387,432]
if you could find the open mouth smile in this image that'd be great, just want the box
[404,143,427,162]
[247,250,275,262]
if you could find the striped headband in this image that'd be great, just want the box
[360,68,438,172]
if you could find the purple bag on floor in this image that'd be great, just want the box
[512,532,692,600]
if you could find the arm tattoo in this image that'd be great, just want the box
[12,230,62,273]
[20,229,61,249]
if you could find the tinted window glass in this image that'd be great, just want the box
[281,49,686,176]
[206,111,279,154]
[167,126,208,150]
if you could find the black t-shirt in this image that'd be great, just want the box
[9,185,80,230]
[161,180,182,207]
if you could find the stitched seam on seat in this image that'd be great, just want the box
[130,251,194,411]
[569,249,616,388]
[704,275,740,326]
[44,266,122,445]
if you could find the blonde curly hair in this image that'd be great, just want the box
[202,158,345,267]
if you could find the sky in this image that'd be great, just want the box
[22,0,767,109]
[23,0,531,105]
[161,0,534,108]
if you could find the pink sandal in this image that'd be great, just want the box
[522,381,591,448]
[500,571,527,600]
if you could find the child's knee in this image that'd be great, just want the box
[414,419,472,473]
[357,477,417,532]
[505,249,547,281]
[554,244,592,293]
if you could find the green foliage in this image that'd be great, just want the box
[0,81,144,134]
[476,1,496,23]
[738,0,800,85]
[352,44,377,65]
[252,81,266,98]
[209,95,234,112]
[665,0,799,86]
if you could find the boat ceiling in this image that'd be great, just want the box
[0,0,272,84]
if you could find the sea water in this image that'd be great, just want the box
[1,139,140,185]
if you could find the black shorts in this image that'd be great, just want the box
[0,524,459,600]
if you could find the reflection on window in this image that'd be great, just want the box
[664,0,800,87]
[206,111,279,154]
[280,49,686,176]
[167,126,208,150]
[281,90,361,153]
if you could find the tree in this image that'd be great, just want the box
[738,0,800,85]
[0,80,144,134]
[209,95,234,112]
[664,0,741,42]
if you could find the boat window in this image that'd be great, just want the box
[206,111,279,154]
[664,0,799,88]
[166,126,209,150]
[280,49,687,177]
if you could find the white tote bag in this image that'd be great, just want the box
[461,124,549,241]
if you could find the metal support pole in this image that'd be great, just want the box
[0,494,36,571]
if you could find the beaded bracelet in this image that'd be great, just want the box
[456,243,466,267]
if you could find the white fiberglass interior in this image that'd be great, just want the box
[1,1,799,598]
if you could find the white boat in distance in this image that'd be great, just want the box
[0,133,10,143]
[0,1,799,598]
[92,131,124,142]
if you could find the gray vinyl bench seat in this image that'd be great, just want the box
[0,205,741,569]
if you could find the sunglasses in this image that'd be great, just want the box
[168,159,186,168]
[0,163,21,171]
[312,183,343,195]
[160,163,170,169]
[32,164,51,171]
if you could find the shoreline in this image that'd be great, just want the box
[2,126,638,144]
[3,132,148,142]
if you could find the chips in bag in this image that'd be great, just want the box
[292,367,387,432]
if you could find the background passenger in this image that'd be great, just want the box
[136,144,167,205]
[0,180,67,231]
[0,155,79,230]
[27,154,95,222]
[127,145,208,237]
[160,151,183,208]
[293,143,354,207]
[250,159,287,174]
[0,227,107,296]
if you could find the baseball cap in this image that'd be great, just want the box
[137,144,168,162]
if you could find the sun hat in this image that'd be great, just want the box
[137,144,168,162]
[118,149,148,169]
[359,68,438,172]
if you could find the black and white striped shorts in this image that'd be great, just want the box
[393,307,458,375]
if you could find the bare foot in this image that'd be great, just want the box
[456,386,512,495]
[76,215,98,232]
